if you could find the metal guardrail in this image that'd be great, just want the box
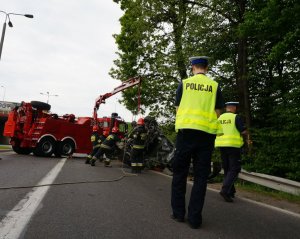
[239,169,300,196]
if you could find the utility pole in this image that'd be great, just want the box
[40,91,59,104]
[0,10,34,60]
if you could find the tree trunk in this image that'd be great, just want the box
[237,37,251,129]
[172,1,188,80]
[236,0,252,151]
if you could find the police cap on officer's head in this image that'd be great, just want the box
[225,102,239,107]
[189,56,209,66]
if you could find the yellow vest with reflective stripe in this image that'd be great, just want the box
[175,74,223,135]
[215,112,244,148]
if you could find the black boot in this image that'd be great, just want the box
[85,158,91,164]
[220,191,233,202]
[90,159,96,166]
[104,160,112,167]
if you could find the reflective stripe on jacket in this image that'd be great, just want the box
[175,74,222,135]
[215,112,244,148]
[133,145,145,149]
[100,144,112,150]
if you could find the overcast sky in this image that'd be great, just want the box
[0,0,138,121]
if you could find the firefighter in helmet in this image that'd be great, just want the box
[128,117,148,173]
[90,126,121,167]
[85,125,106,164]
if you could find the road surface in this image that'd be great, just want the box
[0,151,299,239]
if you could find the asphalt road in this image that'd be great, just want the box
[0,151,299,239]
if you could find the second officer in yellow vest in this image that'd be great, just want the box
[171,56,224,229]
[215,102,247,202]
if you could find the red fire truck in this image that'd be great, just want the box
[3,78,141,157]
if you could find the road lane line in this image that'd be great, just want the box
[0,158,67,239]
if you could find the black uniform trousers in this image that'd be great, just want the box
[130,148,144,171]
[130,148,144,165]
[220,147,241,196]
[94,147,113,161]
[88,146,100,158]
[171,129,215,227]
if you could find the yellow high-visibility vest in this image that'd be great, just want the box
[175,74,223,135]
[215,112,244,148]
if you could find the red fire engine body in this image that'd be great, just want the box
[3,78,141,157]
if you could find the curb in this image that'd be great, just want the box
[0,149,12,152]
[151,170,300,219]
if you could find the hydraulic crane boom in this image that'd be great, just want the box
[93,77,141,122]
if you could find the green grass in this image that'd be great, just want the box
[235,179,300,203]
[0,145,11,150]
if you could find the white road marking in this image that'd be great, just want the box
[0,158,67,239]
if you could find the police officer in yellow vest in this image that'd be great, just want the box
[171,56,224,229]
[215,102,247,202]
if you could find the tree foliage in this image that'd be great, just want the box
[111,0,300,181]
[111,0,189,118]
[240,0,300,180]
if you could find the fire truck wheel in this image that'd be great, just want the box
[35,137,56,157]
[12,146,32,155]
[30,101,51,111]
[60,139,75,156]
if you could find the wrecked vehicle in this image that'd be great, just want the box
[122,116,174,171]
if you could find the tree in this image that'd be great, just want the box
[239,0,300,180]
[111,0,190,118]
[112,0,253,129]
[111,0,300,180]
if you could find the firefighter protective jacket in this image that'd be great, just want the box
[129,125,147,149]
[175,74,223,135]
[100,133,120,150]
[215,112,244,148]
[91,132,106,149]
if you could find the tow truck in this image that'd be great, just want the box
[3,78,141,157]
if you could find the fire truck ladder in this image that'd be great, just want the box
[93,77,142,122]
